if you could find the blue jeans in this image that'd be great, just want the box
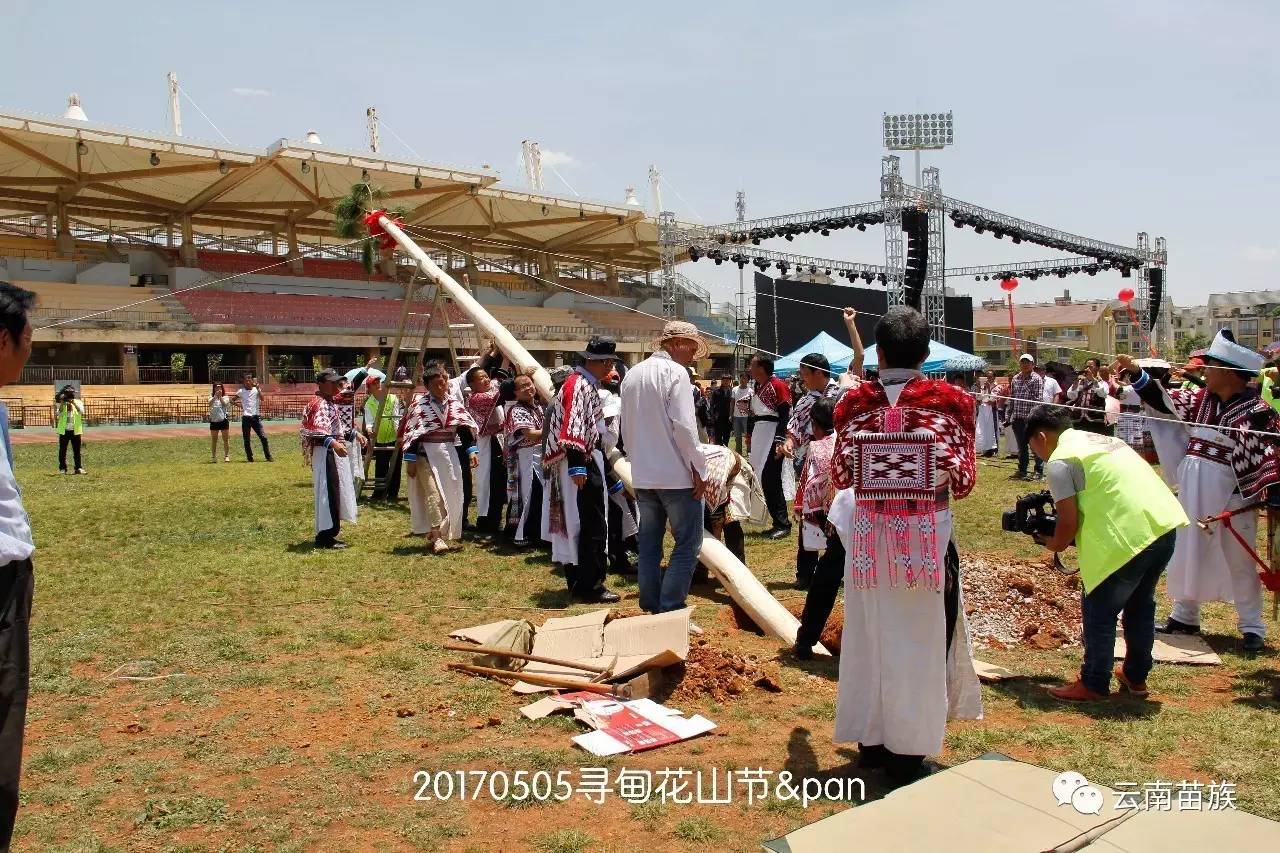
[636,488,704,613]
[1080,530,1176,694]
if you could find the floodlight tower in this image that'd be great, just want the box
[883,111,954,186]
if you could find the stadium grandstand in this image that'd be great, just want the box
[0,103,736,420]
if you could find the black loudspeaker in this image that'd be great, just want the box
[1147,268,1164,330]
[900,209,929,310]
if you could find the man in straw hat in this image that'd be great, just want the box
[621,320,709,614]
[543,337,621,603]
[1115,329,1280,653]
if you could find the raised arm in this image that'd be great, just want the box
[843,307,865,377]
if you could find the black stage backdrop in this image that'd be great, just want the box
[753,273,973,358]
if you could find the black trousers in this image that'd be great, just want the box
[315,450,342,546]
[456,444,474,528]
[564,464,608,595]
[477,435,507,532]
[607,493,638,571]
[797,533,845,650]
[524,471,546,546]
[698,504,745,584]
[713,418,732,446]
[370,442,401,501]
[0,558,33,850]
[57,431,82,471]
[241,415,272,461]
[797,538,819,585]
[761,447,791,530]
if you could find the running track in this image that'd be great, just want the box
[9,421,302,445]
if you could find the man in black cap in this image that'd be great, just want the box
[542,337,620,603]
[300,368,359,548]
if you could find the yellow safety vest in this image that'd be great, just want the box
[1049,428,1187,593]
[56,402,84,435]
[364,396,399,444]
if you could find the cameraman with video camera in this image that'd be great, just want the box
[54,384,86,475]
[1020,405,1187,702]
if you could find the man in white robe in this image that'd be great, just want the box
[299,369,358,549]
[829,307,982,785]
[402,364,478,546]
[1116,332,1280,653]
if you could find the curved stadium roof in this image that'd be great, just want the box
[0,108,663,270]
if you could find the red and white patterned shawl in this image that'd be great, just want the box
[832,377,977,499]
[299,394,343,466]
[797,432,836,520]
[1163,384,1280,500]
[787,379,843,445]
[466,382,504,438]
[543,370,602,466]
[832,377,975,590]
[753,376,792,414]
[503,400,544,451]
[400,392,477,451]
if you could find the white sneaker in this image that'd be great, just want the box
[224,455,230,463]
[74,468,87,475]
[432,538,450,554]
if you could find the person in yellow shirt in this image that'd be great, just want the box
[1026,405,1188,702]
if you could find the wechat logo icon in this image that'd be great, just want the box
[1052,771,1104,815]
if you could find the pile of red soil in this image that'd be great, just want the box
[669,639,783,702]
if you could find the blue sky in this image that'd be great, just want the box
[3,0,1277,309]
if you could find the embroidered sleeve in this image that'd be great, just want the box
[1232,399,1280,499]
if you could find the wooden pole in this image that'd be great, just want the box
[442,641,610,675]
[447,663,630,698]
[361,271,418,487]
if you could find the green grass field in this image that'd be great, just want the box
[11,437,1280,851]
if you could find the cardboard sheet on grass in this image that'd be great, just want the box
[450,607,690,693]
[1116,633,1221,665]
[523,691,716,756]
[762,753,1280,852]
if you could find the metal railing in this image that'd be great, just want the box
[18,365,192,385]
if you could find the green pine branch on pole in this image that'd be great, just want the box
[332,182,408,274]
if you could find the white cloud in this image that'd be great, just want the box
[1244,245,1279,262]
[231,87,271,97]
[539,149,576,168]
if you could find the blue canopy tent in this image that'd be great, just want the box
[773,332,855,377]
[851,340,987,374]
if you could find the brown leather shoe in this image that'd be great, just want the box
[1114,666,1148,697]
[1048,680,1108,702]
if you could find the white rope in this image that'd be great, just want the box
[396,221,1280,444]
[375,116,423,161]
[176,85,233,144]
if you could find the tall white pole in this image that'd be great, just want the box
[166,72,182,137]
[648,165,663,215]
[366,107,380,154]
[375,213,826,655]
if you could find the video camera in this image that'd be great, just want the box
[1001,491,1058,539]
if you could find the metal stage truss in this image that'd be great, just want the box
[657,154,1169,350]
